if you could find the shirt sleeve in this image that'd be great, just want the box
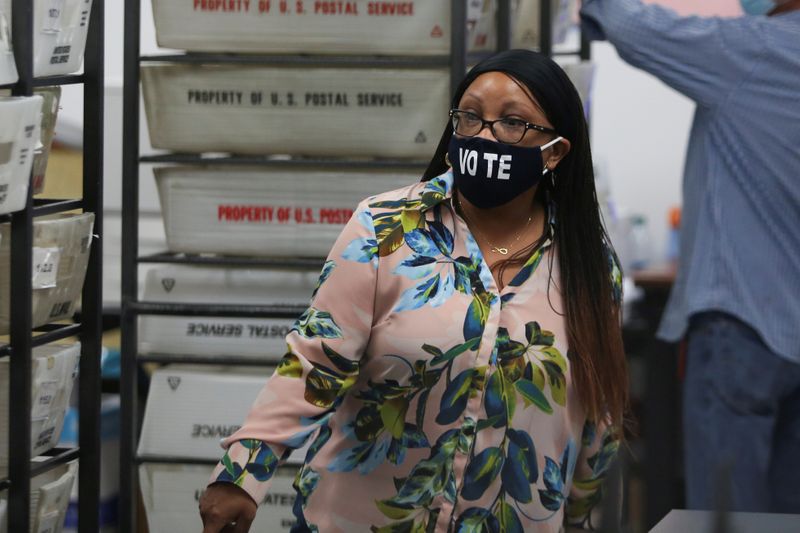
[565,420,621,530]
[208,199,379,505]
[580,0,765,108]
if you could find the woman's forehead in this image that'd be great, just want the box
[460,72,544,114]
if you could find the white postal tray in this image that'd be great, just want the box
[151,0,495,55]
[154,165,415,257]
[0,213,95,334]
[140,462,301,533]
[0,343,80,477]
[0,95,43,215]
[141,63,449,157]
[138,366,310,464]
[139,265,317,359]
[0,0,94,79]
[150,0,574,55]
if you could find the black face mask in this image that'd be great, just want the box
[448,135,562,209]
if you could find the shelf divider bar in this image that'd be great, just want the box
[497,0,512,52]
[8,0,35,530]
[129,301,307,319]
[120,0,143,530]
[450,0,467,99]
[77,0,105,530]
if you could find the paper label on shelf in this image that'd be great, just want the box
[34,421,58,450]
[42,0,66,34]
[32,247,60,289]
[31,380,59,420]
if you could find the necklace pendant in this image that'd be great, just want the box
[493,247,509,255]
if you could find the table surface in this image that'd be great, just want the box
[650,509,800,532]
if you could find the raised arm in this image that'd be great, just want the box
[581,0,765,107]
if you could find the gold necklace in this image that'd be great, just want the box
[456,197,534,256]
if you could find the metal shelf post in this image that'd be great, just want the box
[4,0,104,531]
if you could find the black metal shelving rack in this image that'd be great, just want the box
[119,1,587,531]
[0,0,104,531]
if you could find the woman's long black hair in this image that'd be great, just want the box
[423,50,627,430]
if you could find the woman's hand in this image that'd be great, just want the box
[199,482,258,533]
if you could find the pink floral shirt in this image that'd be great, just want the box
[210,171,621,532]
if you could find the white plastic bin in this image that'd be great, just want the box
[0,212,95,334]
[141,63,449,157]
[139,265,317,359]
[0,95,43,215]
[154,165,415,257]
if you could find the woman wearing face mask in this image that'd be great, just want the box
[199,49,628,533]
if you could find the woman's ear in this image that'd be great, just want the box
[545,138,571,171]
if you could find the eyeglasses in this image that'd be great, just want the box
[449,109,558,145]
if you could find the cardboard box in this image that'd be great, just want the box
[141,63,449,157]
[154,165,414,257]
[0,213,95,334]
[151,0,495,55]
[0,95,43,215]
[139,265,316,359]
[140,463,301,533]
[137,366,314,463]
[0,459,77,533]
[0,343,80,478]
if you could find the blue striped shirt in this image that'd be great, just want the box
[581,0,800,363]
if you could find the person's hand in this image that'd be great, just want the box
[199,482,257,533]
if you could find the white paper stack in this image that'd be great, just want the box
[0,3,15,85]
[139,265,317,359]
[31,87,61,195]
[140,463,301,533]
[0,459,77,533]
[0,212,95,334]
[155,165,413,257]
[152,0,494,55]
[0,95,43,215]
[0,343,81,478]
[29,459,77,533]
[141,63,449,157]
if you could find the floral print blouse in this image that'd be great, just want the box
[210,171,620,532]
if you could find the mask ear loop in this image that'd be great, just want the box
[540,136,564,176]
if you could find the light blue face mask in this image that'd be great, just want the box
[739,0,777,15]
